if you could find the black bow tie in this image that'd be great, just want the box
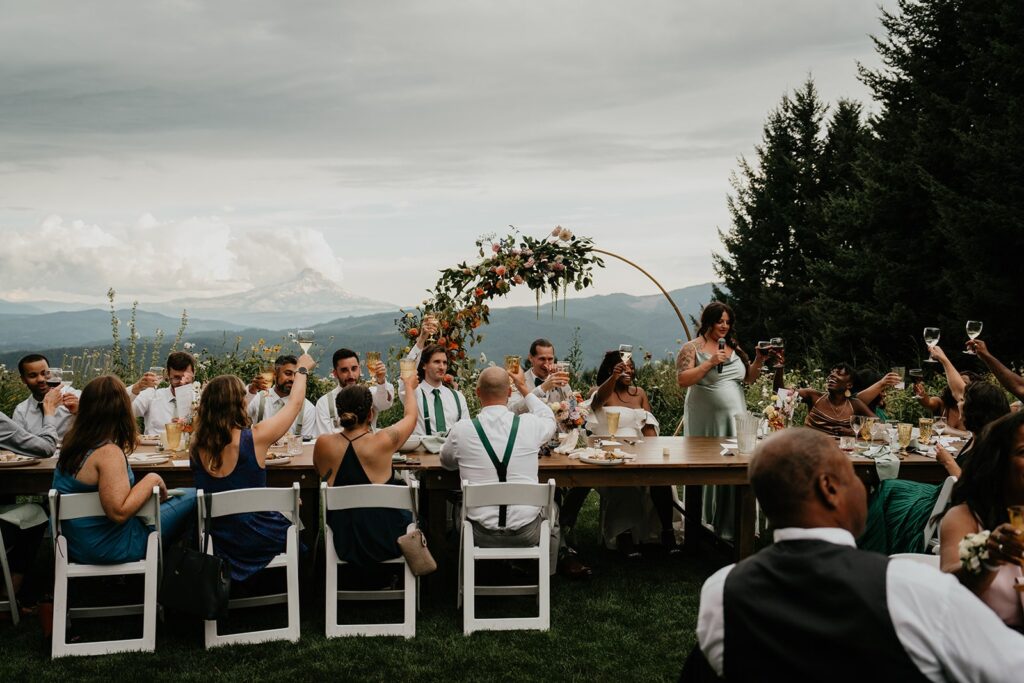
[534,377,544,387]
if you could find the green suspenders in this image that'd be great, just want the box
[471,414,520,527]
[421,386,463,435]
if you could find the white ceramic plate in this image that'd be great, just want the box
[0,452,39,468]
[128,454,170,466]
[265,455,293,466]
[580,454,624,465]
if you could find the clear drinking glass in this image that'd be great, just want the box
[618,345,633,365]
[891,367,906,391]
[918,417,934,445]
[897,422,913,453]
[46,367,63,388]
[296,329,315,354]
[756,341,771,373]
[933,417,947,439]
[964,320,983,354]
[923,327,941,363]
[851,415,866,443]
[61,369,74,389]
[399,358,417,381]
[606,411,621,437]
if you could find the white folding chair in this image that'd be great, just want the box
[890,552,941,569]
[197,483,301,648]
[321,479,419,638]
[458,478,555,635]
[0,524,20,626]
[923,476,957,553]
[48,487,161,658]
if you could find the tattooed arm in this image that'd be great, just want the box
[677,341,719,388]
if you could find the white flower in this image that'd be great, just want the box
[183,342,195,350]
[192,381,201,393]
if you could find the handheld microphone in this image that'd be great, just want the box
[717,338,726,374]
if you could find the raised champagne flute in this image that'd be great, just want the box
[964,320,983,354]
[769,337,785,369]
[296,329,315,354]
[618,344,633,365]
[923,327,940,363]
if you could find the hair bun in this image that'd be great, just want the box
[338,411,360,429]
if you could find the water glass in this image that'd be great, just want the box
[287,433,303,456]
[839,435,856,452]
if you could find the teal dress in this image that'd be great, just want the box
[684,349,747,541]
[859,480,941,554]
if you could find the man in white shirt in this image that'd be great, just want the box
[12,353,79,438]
[684,428,1024,682]
[128,351,197,436]
[399,343,469,436]
[247,354,316,439]
[440,365,559,572]
[313,348,394,436]
[1,389,61,458]
[507,338,573,415]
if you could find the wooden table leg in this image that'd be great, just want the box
[734,485,756,560]
[682,485,703,554]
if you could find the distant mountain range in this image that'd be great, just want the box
[0,282,716,370]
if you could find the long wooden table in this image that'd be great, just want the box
[0,437,947,561]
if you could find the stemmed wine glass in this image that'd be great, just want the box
[292,329,315,354]
[618,345,633,364]
[923,327,941,363]
[932,417,947,440]
[964,320,983,354]
[61,369,74,389]
[851,415,866,445]
[46,367,63,389]
[769,337,785,369]
[756,341,771,373]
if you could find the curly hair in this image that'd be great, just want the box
[190,375,251,472]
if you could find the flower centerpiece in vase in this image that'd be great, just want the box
[548,392,590,452]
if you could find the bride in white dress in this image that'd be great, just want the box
[587,352,678,556]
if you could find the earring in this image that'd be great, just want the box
[844,389,851,398]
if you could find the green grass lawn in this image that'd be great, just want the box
[0,496,724,681]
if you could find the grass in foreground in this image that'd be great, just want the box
[0,496,724,682]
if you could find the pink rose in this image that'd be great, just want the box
[552,262,566,271]
[492,243,501,253]
[551,226,562,236]
[495,265,507,276]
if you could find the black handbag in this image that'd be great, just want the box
[160,492,231,620]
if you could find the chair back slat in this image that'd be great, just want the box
[198,484,299,519]
[321,482,416,513]
[48,488,158,523]
[462,480,553,509]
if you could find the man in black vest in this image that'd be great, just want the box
[685,428,1024,682]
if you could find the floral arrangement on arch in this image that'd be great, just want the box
[396,227,603,377]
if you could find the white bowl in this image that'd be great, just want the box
[399,435,422,453]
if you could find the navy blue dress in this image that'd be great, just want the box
[326,433,412,567]
[193,429,293,582]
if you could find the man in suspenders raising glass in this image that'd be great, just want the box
[313,348,395,436]
[440,365,560,570]
[399,343,469,437]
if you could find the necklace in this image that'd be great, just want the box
[821,394,850,420]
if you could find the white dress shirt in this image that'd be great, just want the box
[246,389,316,439]
[0,411,58,458]
[440,394,556,530]
[12,386,80,438]
[313,381,395,436]
[398,378,469,436]
[131,385,196,436]
[696,526,1024,682]
[507,368,575,418]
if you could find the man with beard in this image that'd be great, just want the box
[129,351,198,435]
[247,354,316,439]
[313,348,394,436]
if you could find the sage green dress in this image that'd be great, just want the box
[683,349,747,541]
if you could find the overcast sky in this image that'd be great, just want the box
[0,0,894,308]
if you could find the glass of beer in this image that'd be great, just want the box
[504,355,521,374]
[606,411,621,438]
[260,365,275,391]
[165,421,183,451]
[400,358,417,381]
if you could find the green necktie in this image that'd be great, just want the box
[432,388,447,433]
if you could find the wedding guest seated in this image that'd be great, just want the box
[589,351,678,557]
[128,351,197,436]
[939,411,1024,629]
[399,343,469,437]
[313,348,394,437]
[913,347,980,437]
[683,428,1024,682]
[0,389,61,458]
[797,363,874,437]
[0,502,47,609]
[51,376,196,564]
[246,354,316,440]
[935,380,1010,478]
[852,369,902,421]
[313,376,418,573]
[508,339,590,579]
[860,379,1011,555]
[190,353,315,583]
[440,366,560,571]
[13,353,79,438]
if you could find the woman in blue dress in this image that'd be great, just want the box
[313,376,420,568]
[189,353,315,582]
[52,375,196,564]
